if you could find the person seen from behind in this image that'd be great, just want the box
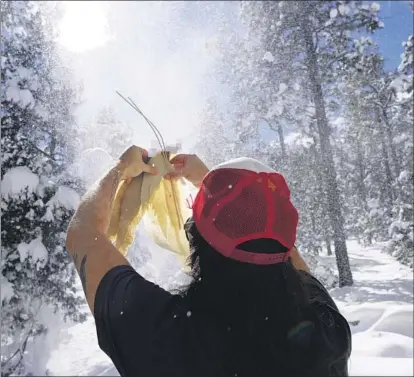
[66,145,352,377]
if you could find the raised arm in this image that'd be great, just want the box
[66,146,157,314]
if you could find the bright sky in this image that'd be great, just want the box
[56,1,413,151]
[58,1,111,53]
[56,1,235,152]
[374,1,413,71]
[57,1,413,65]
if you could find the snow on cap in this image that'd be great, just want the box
[212,157,276,174]
[192,157,299,265]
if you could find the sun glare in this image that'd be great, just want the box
[58,1,110,53]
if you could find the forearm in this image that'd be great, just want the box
[192,168,210,189]
[65,145,156,314]
[68,161,126,240]
[65,161,130,312]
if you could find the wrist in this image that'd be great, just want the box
[193,167,209,188]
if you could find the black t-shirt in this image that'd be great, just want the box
[94,265,350,377]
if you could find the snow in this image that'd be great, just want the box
[350,355,413,376]
[331,116,347,131]
[70,148,115,187]
[278,83,287,95]
[328,241,413,375]
[5,81,34,107]
[35,105,50,120]
[266,102,284,118]
[390,76,405,91]
[48,186,80,211]
[44,240,413,376]
[17,237,48,270]
[20,304,68,376]
[17,66,32,79]
[330,8,338,19]
[398,170,411,182]
[285,131,314,148]
[1,275,15,303]
[1,166,39,199]
[371,2,381,12]
[263,51,275,63]
[338,4,349,16]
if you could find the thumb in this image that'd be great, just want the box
[142,163,158,175]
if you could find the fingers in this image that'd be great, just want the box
[120,145,148,162]
[142,163,158,175]
[169,154,188,165]
[164,168,184,180]
[139,147,149,159]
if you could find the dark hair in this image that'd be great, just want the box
[181,219,351,377]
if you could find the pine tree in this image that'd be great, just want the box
[335,29,413,266]
[194,99,238,167]
[386,34,414,267]
[1,2,85,374]
[334,38,389,243]
[75,106,133,159]
[215,0,385,286]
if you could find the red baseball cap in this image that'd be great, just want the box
[191,157,299,265]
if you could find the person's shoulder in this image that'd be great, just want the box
[297,270,338,308]
[297,269,327,293]
[298,271,352,360]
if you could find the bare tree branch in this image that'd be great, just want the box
[28,141,55,161]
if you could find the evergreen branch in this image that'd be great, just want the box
[1,316,35,376]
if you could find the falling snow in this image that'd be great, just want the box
[2,1,413,376]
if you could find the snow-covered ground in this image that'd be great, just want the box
[46,240,413,376]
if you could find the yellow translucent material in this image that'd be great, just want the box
[107,152,193,264]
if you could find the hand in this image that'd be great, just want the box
[118,145,157,181]
[164,154,209,188]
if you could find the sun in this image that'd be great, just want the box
[57,1,111,53]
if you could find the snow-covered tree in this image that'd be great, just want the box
[386,34,414,267]
[1,2,85,375]
[67,106,134,190]
[74,106,133,160]
[193,99,243,167]
[335,29,413,266]
[208,0,385,286]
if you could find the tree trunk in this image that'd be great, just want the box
[355,138,372,245]
[50,135,57,159]
[265,119,287,162]
[301,18,353,287]
[381,107,401,201]
[326,236,332,256]
[355,138,368,209]
[381,107,401,183]
[376,109,394,214]
[276,122,287,162]
[311,142,333,255]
